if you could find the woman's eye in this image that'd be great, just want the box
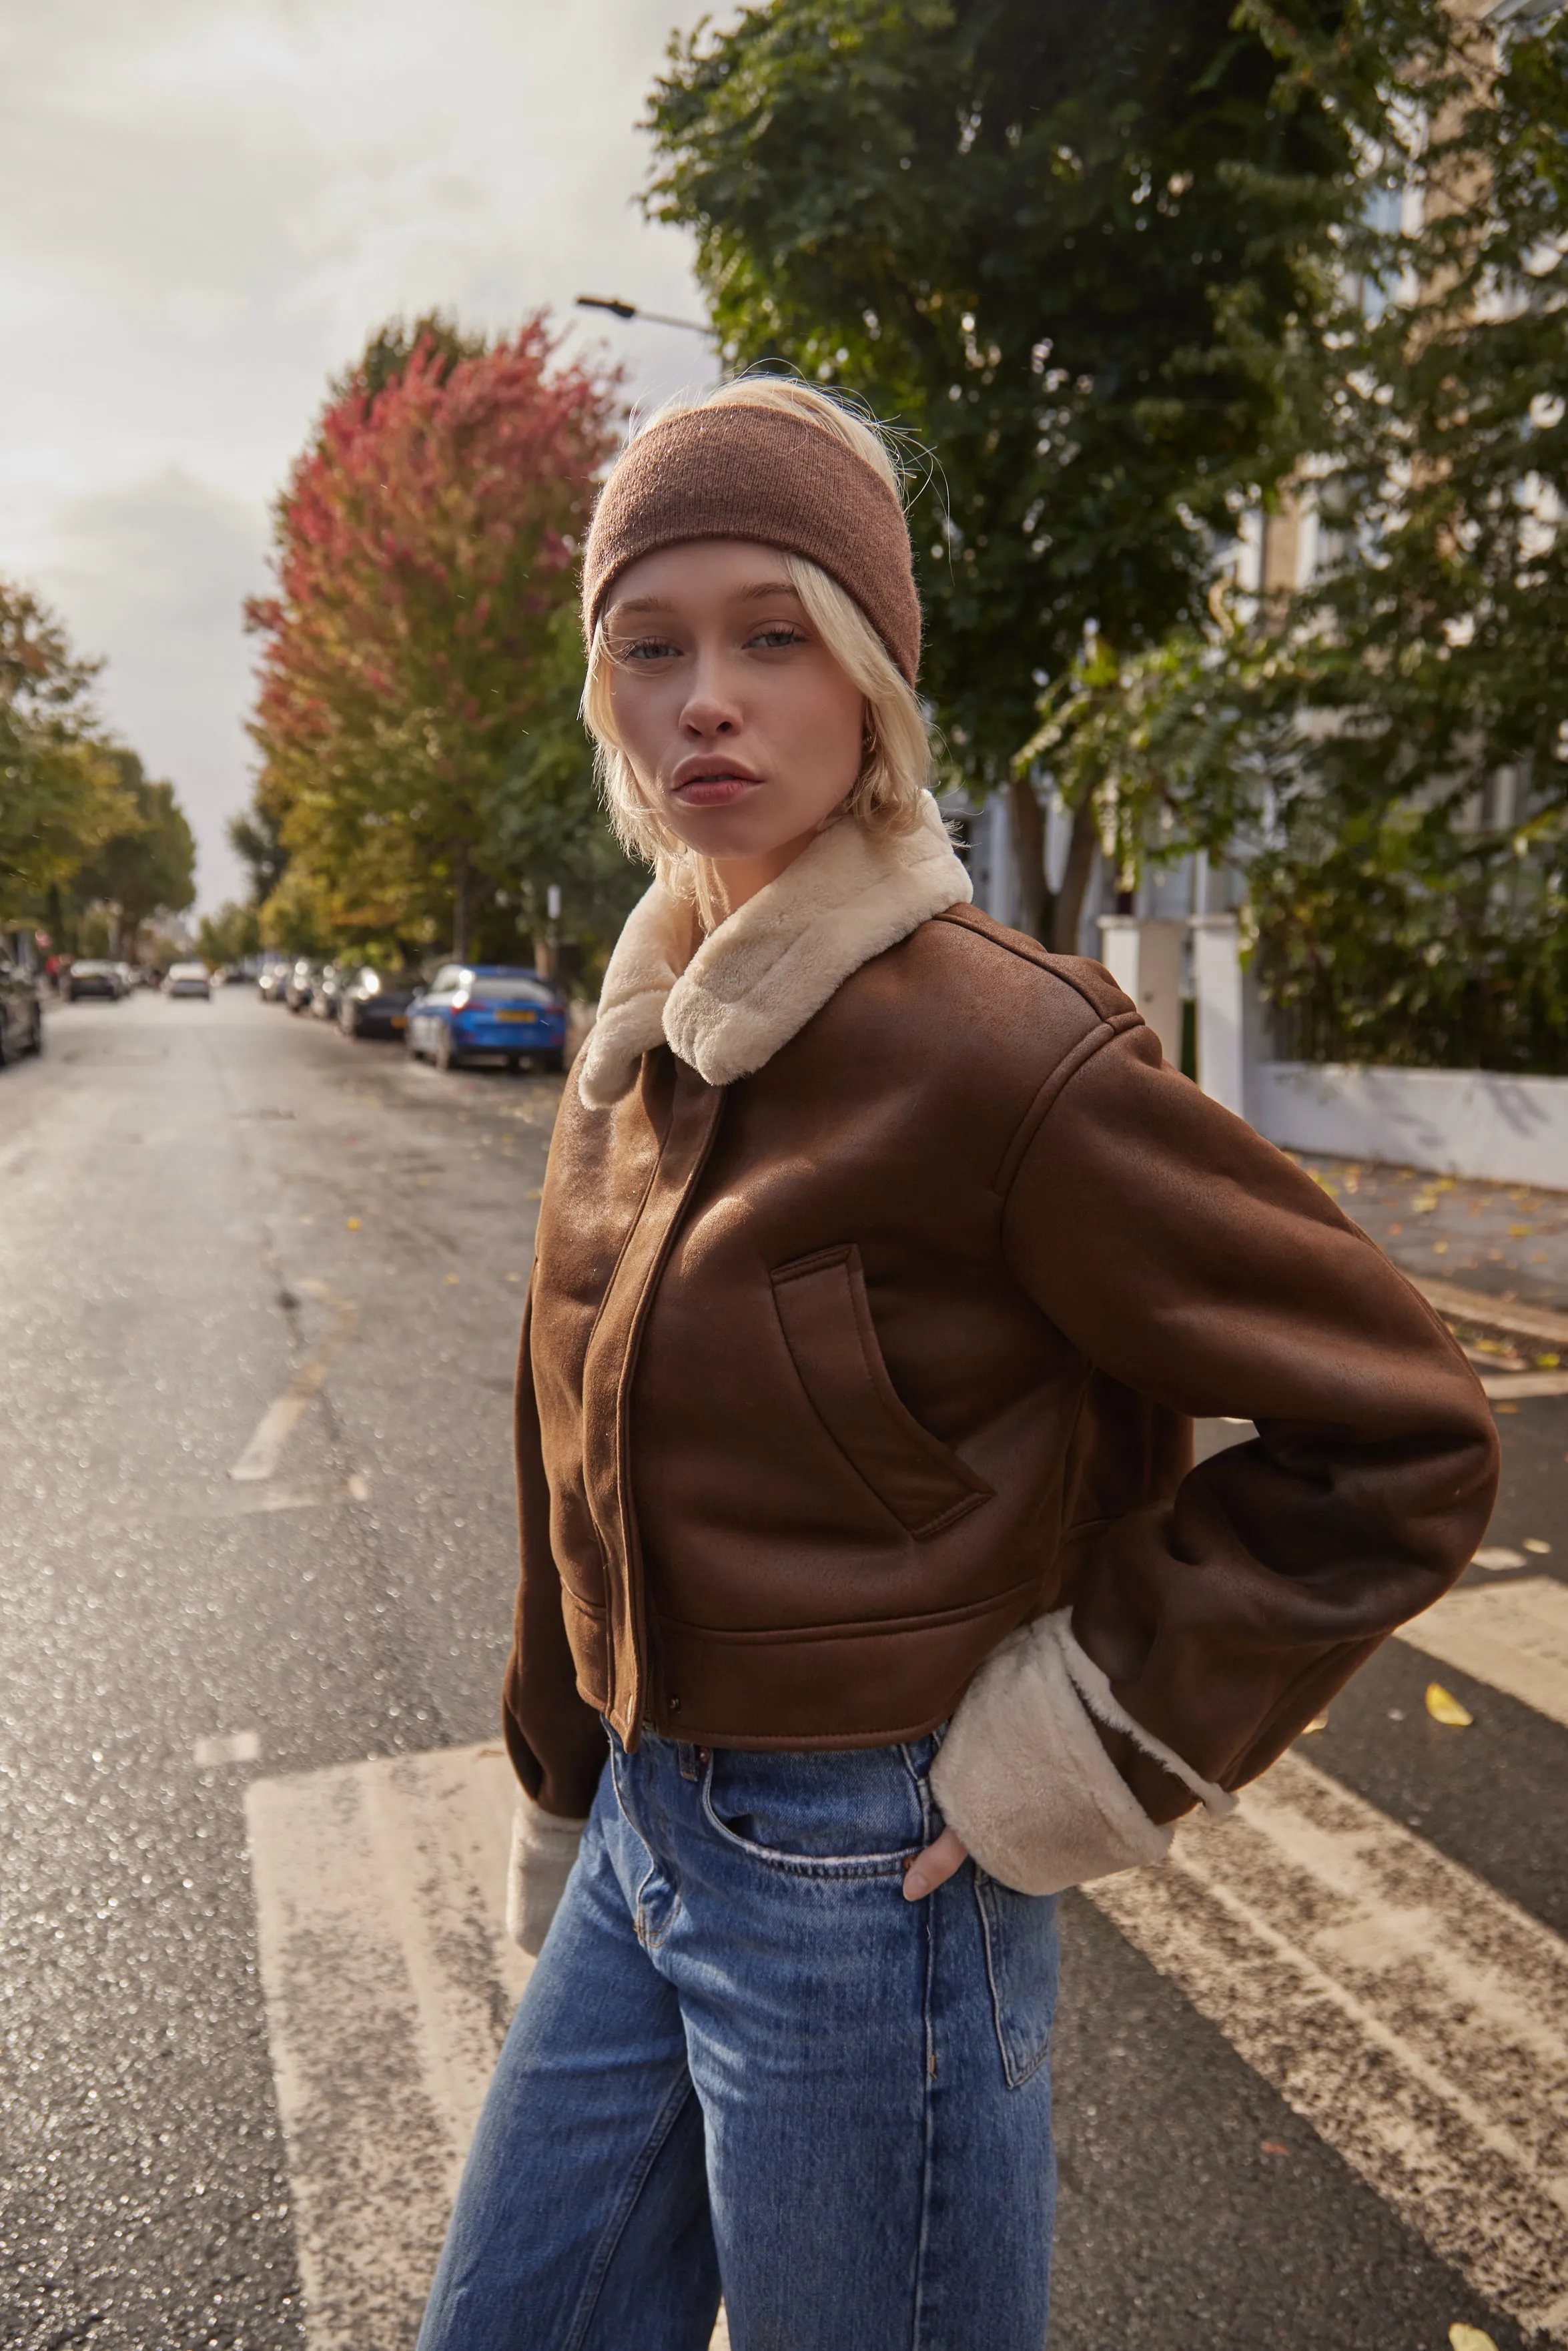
[621,637,680,662]
[747,625,807,651]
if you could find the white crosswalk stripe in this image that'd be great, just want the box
[246,1745,529,2349]
[1396,1574,1568,1730]
[248,1574,1568,2349]
[1089,1754,1568,2346]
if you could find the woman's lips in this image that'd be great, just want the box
[671,775,760,808]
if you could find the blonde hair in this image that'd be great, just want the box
[581,376,933,900]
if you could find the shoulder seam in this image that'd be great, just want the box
[931,904,1130,1024]
[992,1010,1144,1195]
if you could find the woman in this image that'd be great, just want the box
[416,378,1497,2351]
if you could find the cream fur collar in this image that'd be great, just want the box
[578,793,971,1108]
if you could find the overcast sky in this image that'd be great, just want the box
[0,0,720,910]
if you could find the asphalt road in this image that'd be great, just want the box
[1,986,1563,2351]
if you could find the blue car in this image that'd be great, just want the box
[406,963,567,1074]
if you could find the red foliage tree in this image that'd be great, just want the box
[248,318,620,956]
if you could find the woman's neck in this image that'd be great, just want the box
[697,821,832,931]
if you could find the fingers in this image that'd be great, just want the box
[902,1826,969,1901]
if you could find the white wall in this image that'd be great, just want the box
[1251,1062,1568,1191]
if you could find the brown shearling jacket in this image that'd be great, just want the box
[504,904,1499,1824]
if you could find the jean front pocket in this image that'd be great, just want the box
[974,1873,1060,2088]
[701,1745,926,1879]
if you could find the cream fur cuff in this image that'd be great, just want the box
[929,1610,1234,1898]
[505,1792,589,1957]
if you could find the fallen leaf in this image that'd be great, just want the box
[1387,1222,1404,1235]
[445,1273,460,1286]
[1449,2327,1499,2351]
[1426,1683,1473,1728]
[1508,1224,1533,1238]
[1302,1715,1328,1734]
[1433,1241,1449,1255]
[346,1217,361,1231]
[1524,1537,1552,1555]
[1260,2139,1290,2156]
[1473,1546,1525,1570]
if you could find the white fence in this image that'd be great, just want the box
[1102,913,1567,1191]
[1250,1061,1568,1191]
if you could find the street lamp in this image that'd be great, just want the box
[576,294,716,339]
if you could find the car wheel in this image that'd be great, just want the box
[434,1023,458,1073]
[26,1009,43,1055]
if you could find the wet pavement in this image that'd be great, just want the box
[0,988,1562,2351]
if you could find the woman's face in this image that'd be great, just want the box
[603,539,865,898]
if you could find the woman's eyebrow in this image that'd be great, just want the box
[735,579,799,603]
[609,595,675,617]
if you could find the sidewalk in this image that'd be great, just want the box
[1294,1153,1568,1315]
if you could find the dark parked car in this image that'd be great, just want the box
[337,965,422,1041]
[405,964,566,1073]
[67,960,123,1000]
[284,958,320,1014]
[0,952,43,1062]
[258,957,290,1003]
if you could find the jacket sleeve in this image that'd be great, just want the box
[1001,1019,1500,1825]
[502,1287,610,1819]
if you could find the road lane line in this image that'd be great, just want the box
[1477,1369,1568,1400]
[1396,1576,1568,1732]
[194,1730,262,1767]
[247,1746,733,2351]
[246,1744,528,2350]
[1088,1751,1568,2343]
[230,1282,358,1483]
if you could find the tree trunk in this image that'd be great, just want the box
[1008,771,1048,941]
[452,842,470,962]
[1050,797,1100,956]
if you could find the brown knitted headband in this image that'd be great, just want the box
[582,403,921,684]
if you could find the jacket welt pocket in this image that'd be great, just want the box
[770,1244,992,1539]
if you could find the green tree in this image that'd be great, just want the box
[0,579,130,923]
[69,754,197,958]
[196,901,262,968]
[1031,7,1568,1071]
[228,800,289,908]
[647,0,1429,941]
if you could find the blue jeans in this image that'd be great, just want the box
[416,1728,1059,2351]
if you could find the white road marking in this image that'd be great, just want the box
[247,1744,731,2350]
[247,1744,529,2349]
[1396,1576,1568,1732]
[1090,1751,1568,2344]
[230,1281,359,1482]
[193,1730,262,1767]
[1417,1277,1568,1349]
[1478,1369,1568,1400]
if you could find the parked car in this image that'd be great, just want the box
[166,960,212,1000]
[337,964,423,1041]
[284,958,320,1014]
[404,964,566,1072]
[0,951,43,1062]
[258,956,291,1004]
[309,962,350,1022]
[67,960,123,1000]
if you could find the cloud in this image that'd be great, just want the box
[29,471,269,908]
[0,0,724,908]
